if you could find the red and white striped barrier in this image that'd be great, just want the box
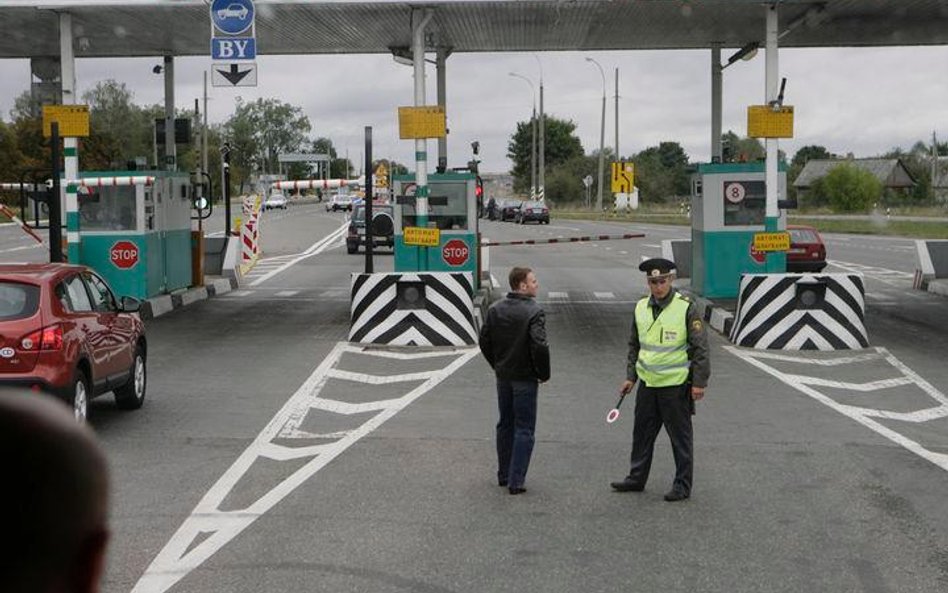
[67,176,155,187]
[239,196,264,273]
[0,204,44,245]
[271,178,364,191]
[0,183,42,191]
[481,233,645,247]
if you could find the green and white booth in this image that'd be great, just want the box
[76,171,192,300]
[691,162,787,299]
[392,171,479,290]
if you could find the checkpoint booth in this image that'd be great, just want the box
[75,171,192,300]
[691,162,787,299]
[391,171,479,290]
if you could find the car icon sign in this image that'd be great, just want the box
[218,4,248,20]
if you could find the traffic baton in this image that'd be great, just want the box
[606,392,628,424]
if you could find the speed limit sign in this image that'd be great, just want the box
[724,183,746,204]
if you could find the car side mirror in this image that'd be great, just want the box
[120,296,142,313]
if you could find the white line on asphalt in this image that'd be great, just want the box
[227,290,253,297]
[130,342,479,593]
[642,244,660,249]
[726,346,948,473]
[249,223,347,287]
[274,290,299,297]
[548,291,568,299]
[490,274,500,289]
[594,292,616,299]
[0,243,43,254]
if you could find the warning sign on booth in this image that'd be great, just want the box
[753,231,790,252]
[404,226,440,247]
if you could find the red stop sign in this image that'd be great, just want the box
[110,240,139,270]
[750,243,766,264]
[442,239,470,267]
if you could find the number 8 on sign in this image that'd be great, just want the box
[725,183,746,204]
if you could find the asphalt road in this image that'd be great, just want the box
[4,207,948,592]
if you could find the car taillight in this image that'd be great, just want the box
[20,324,63,351]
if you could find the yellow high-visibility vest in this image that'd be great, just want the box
[634,294,690,387]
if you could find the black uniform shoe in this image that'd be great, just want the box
[663,490,690,502]
[610,479,645,492]
[498,481,508,487]
[508,487,527,495]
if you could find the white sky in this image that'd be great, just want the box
[0,45,946,174]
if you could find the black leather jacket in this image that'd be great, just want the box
[479,292,550,382]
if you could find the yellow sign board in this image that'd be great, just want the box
[398,106,447,139]
[42,105,90,138]
[404,226,441,247]
[374,162,389,188]
[747,105,794,138]
[611,161,635,193]
[753,231,790,252]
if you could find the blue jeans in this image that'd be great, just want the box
[496,379,538,488]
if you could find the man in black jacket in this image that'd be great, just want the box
[479,266,550,495]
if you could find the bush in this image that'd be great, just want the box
[811,164,882,212]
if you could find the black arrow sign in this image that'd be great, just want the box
[218,64,252,85]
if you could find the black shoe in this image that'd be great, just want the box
[610,479,645,492]
[663,490,689,502]
[498,480,508,487]
[508,487,527,495]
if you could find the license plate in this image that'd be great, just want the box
[788,248,805,254]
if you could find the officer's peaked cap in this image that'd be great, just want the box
[639,257,676,278]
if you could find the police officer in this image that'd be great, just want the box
[611,258,710,501]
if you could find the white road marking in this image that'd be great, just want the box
[548,291,568,299]
[131,343,479,593]
[274,290,299,297]
[490,274,500,289]
[249,223,347,287]
[642,244,660,249]
[227,290,253,297]
[726,346,948,473]
[594,292,616,299]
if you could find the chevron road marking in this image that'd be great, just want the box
[726,346,948,473]
[248,222,347,287]
[131,342,479,593]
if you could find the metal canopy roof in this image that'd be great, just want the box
[0,0,946,59]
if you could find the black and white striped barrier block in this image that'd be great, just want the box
[914,239,948,291]
[729,273,869,350]
[481,233,644,247]
[350,272,477,346]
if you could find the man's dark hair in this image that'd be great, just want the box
[508,266,532,290]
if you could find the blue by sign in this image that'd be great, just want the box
[211,0,254,36]
[211,37,256,60]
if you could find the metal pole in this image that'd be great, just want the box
[531,105,537,200]
[614,67,619,160]
[711,44,723,162]
[764,4,782,274]
[222,144,232,236]
[587,57,606,212]
[364,126,374,273]
[49,122,63,263]
[203,70,209,176]
[413,8,433,231]
[163,56,175,171]
[436,47,448,173]
[537,59,545,201]
[59,12,79,263]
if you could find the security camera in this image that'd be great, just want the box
[152,65,163,75]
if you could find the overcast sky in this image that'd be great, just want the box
[0,44,946,174]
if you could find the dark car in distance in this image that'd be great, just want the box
[347,204,395,254]
[786,225,827,273]
[499,199,523,222]
[0,263,147,421]
[515,201,550,224]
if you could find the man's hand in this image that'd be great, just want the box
[619,379,636,395]
[691,386,705,401]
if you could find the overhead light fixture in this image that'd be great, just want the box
[722,42,759,69]
[152,65,163,74]
[389,46,437,67]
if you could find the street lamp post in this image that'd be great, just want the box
[509,73,537,200]
[534,55,545,201]
[586,57,606,212]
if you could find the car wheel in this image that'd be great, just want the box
[70,369,90,422]
[114,347,146,410]
[347,244,358,254]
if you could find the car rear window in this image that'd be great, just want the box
[789,228,820,243]
[0,281,40,321]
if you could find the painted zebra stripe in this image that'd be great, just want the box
[730,273,868,350]
[350,272,476,346]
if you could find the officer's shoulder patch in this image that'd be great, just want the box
[677,293,691,303]
[691,319,703,332]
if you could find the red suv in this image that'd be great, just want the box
[0,263,147,421]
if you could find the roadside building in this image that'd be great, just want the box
[793,158,916,205]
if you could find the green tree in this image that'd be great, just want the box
[632,141,691,203]
[811,163,882,212]
[507,115,584,194]
[223,97,311,191]
[721,130,764,163]
[791,145,831,167]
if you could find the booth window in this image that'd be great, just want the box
[400,182,469,230]
[78,185,138,231]
[723,180,765,226]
